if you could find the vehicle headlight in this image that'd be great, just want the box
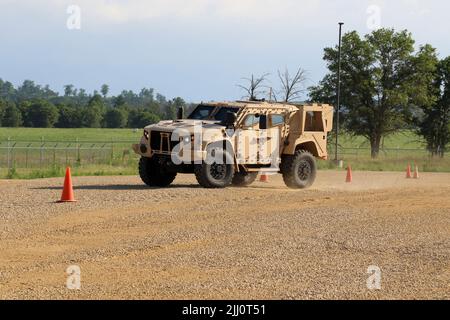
[182,136,194,143]
[143,130,149,140]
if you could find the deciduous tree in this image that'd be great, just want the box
[309,29,435,158]
[2,102,22,127]
[417,56,450,157]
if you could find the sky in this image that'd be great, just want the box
[1,0,450,102]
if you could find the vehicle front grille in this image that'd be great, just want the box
[150,131,180,153]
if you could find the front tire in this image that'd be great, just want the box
[281,150,317,189]
[194,149,235,188]
[139,157,177,187]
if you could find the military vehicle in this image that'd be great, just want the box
[132,101,333,189]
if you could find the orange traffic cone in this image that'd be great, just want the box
[346,165,352,183]
[406,164,412,179]
[413,165,419,179]
[259,173,269,183]
[58,167,76,203]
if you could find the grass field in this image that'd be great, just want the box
[0,127,448,179]
[0,127,425,148]
[0,127,142,142]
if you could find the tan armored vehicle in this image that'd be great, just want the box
[132,101,333,189]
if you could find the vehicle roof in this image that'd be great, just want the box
[201,100,333,111]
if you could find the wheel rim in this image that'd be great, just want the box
[210,163,227,180]
[297,160,311,181]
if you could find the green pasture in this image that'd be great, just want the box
[0,128,448,179]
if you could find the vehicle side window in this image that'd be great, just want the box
[242,114,260,129]
[270,114,284,127]
[304,111,324,131]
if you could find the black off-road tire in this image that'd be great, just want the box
[281,150,317,189]
[194,149,235,188]
[139,157,177,187]
[231,172,258,187]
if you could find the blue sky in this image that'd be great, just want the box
[1,0,450,102]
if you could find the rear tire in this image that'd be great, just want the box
[281,150,317,189]
[139,157,177,187]
[231,172,258,187]
[194,149,235,188]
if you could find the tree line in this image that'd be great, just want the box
[0,80,192,129]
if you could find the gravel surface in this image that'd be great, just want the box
[0,171,449,299]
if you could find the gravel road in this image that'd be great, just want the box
[0,171,449,299]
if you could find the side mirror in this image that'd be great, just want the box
[224,112,237,127]
[259,115,267,130]
[177,107,184,120]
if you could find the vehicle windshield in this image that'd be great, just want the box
[188,105,241,121]
[188,105,215,120]
[213,107,240,122]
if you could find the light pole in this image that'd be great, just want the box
[335,22,344,164]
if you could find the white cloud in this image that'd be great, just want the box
[13,0,327,24]
[4,0,450,26]
[399,0,432,16]
[82,0,319,22]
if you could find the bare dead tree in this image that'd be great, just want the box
[237,73,270,101]
[278,67,308,102]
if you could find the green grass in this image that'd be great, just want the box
[1,128,425,147]
[0,165,136,180]
[0,127,426,146]
[0,128,141,179]
[0,128,448,179]
[335,130,426,149]
[0,127,142,142]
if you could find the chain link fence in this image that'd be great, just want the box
[0,138,446,172]
[0,138,139,170]
[327,145,433,159]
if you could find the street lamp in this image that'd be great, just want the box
[335,22,344,164]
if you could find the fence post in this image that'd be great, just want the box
[110,138,114,166]
[76,138,80,165]
[7,137,11,171]
[53,143,58,168]
[40,136,44,168]
[25,143,31,168]
[66,143,70,166]
[11,142,17,170]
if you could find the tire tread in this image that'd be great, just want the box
[281,150,316,189]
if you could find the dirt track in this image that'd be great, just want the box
[0,171,449,300]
